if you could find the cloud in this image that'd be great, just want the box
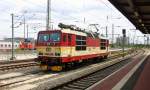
[0,0,142,41]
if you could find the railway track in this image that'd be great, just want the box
[0,49,131,72]
[0,49,142,90]
[0,60,38,71]
[53,60,131,90]
[0,59,36,65]
[51,50,144,90]
[0,71,58,90]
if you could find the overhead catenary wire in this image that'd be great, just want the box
[99,0,120,18]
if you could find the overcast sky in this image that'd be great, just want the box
[0,0,144,43]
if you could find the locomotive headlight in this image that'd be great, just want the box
[55,53,60,56]
[55,48,61,53]
[55,48,61,56]
[38,52,43,55]
[46,47,51,52]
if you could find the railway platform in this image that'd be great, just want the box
[0,53,37,61]
[87,51,150,90]
[132,55,150,90]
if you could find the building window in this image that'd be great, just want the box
[0,44,3,47]
[76,35,86,51]
[8,44,11,47]
[5,44,7,47]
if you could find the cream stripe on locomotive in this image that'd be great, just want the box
[61,29,87,36]
[37,46,108,57]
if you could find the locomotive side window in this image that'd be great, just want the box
[68,34,72,42]
[63,35,66,42]
[76,35,86,51]
[100,39,106,50]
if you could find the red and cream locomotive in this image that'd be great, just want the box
[36,23,110,71]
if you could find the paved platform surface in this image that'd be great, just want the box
[87,51,148,90]
[133,55,150,90]
[0,54,37,61]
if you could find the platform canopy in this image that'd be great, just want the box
[108,0,150,34]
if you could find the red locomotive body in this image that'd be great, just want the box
[19,39,35,50]
[36,24,109,71]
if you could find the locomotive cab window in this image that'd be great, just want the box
[38,34,49,42]
[38,32,60,42]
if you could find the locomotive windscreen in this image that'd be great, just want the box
[38,32,60,42]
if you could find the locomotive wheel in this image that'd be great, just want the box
[104,55,108,59]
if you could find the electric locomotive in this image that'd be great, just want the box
[19,39,35,50]
[36,23,109,71]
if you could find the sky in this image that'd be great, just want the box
[0,0,145,44]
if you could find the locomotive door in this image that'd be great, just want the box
[68,34,72,56]
[68,34,72,45]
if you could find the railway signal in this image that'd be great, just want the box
[122,29,126,57]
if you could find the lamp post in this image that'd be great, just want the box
[147,36,149,47]
[10,14,15,60]
[100,26,108,38]
[23,16,26,40]
[10,13,25,60]
[46,0,51,30]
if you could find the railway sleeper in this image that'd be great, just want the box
[71,83,92,88]
[86,77,98,79]
[67,84,87,89]
[77,81,95,85]
[8,66,13,69]
[75,81,93,85]
[23,64,28,66]
[72,83,91,87]
[88,74,102,78]
[88,75,103,79]
[12,65,18,68]
[60,86,81,90]
[24,64,30,67]
[80,79,97,82]
[16,65,21,68]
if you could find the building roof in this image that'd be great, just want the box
[108,0,150,34]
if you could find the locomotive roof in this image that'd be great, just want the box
[38,29,108,40]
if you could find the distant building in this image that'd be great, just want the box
[4,37,35,43]
[0,40,19,51]
[0,37,35,51]
[4,37,27,42]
